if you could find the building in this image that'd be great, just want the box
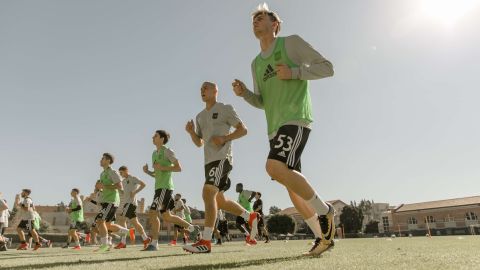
[381,196,480,236]
[278,200,348,233]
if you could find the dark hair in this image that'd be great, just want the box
[181,198,186,203]
[103,153,114,164]
[257,192,262,198]
[22,189,31,195]
[175,193,182,198]
[155,130,170,144]
[72,188,80,193]
[119,166,128,171]
[236,183,243,187]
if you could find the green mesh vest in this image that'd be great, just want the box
[152,146,174,190]
[70,198,84,222]
[254,37,313,136]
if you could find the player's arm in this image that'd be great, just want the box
[0,200,8,212]
[143,163,155,178]
[248,191,257,202]
[103,171,123,190]
[132,178,146,195]
[283,35,334,80]
[154,159,182,172]
[232,71,264,110]
[185,120,203,147]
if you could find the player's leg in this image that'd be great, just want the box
[130,217,151,248]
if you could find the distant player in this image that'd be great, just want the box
[15,189,41,250]
[115,166,151,249]
[253,192,270,243]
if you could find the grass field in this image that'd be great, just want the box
[1,236,479,270]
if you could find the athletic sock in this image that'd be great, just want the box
[305,214,322,238]
[203,227,213,241]
[121,236,126,244]
[101,237,107,245]
[187,225,195,232]
[151,240,158,247]
[307,193,329,215]
[74,241,80,247]
[141,233,149,241]
[119,227,129,235]
[241,211,250,221]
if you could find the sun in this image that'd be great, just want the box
[419,0,479,28]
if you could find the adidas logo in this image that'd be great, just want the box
[277,151,286,157]
[263,64,276,82]
[196,245,209,252]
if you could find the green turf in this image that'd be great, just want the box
[1,236,479,270]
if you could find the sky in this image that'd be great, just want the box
[1,0,480,213]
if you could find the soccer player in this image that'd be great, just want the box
[0,193,9,237]
[142,130,200,251]
[15,189,41,250]
[182,198,192,224]
[29,211,52,248]
[66,188,85,250]
[235,183,257,239]
[84,185,103,245]
[232,4,335,255]
[183,81,259,254]
[115,166,151,249]
[94,153,131,252]
[253,192,270,243]
[171,193,188,245]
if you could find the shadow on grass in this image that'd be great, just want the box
[1,253,189,270]
[163,255,316,270]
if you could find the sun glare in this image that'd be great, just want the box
[420,0,479,28]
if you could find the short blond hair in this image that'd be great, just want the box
[252,3,282,35]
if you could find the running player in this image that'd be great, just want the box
[95,153,131,252]
[232,3,335,255]
[253,192,270,243]
[183,81,259,254]
[170,193,188,245]
[142,130,200,251]
[115,166,151,249]
[15,189,41,250]
[65,188,85,250]
[235,183,257,239]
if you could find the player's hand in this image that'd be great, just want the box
[211,136,227,146]
[185,120,195,134]
[232,79,246,96]
[275,64,292,80]
[143,163,149,173]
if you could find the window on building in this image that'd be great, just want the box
[466,212,478,220]
[407,217,418,225]
[425,216,435,223]
[382,216,390,232]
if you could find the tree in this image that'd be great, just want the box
[269,206,281,215]
[267,214,295,234]
[364,220,379,234]
[190,208,203,219]
[340,204,364,234]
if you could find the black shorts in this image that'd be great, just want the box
[174,224,183,231]
[268,125,311,172]
[204,159,232,192]
[235,216,246,225]
[150,189,175,214]
[258,216,265,228]
[97,203,117,223]
[18,220,34,232]
[120,203,137,219]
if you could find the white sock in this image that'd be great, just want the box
[305,214,322,238]
[75,241,80,246]
[307,194,329,215]
[141,233,148,241]
[121,236,126,244]
[101,237,107,245]
[187,225,195,232]
[119,227,129,235]
[203,227,213,241]
[151,240,158,246]
[241,211,250,221]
